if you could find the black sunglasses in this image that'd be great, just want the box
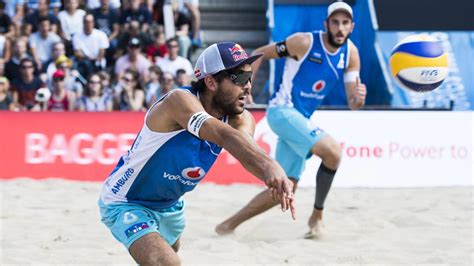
[220,70,252,85]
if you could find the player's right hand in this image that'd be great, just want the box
[266,177,296,220]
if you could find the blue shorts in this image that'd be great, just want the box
[98,199,185,249]
[267,106,327,180]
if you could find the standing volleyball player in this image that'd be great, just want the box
[216,2,366,238]
[98,42,295,265]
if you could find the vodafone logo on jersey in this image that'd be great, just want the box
[181,167,205,179]
[312,80,326,93]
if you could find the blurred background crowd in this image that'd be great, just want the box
[0,0,200,112]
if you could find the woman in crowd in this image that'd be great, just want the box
[76,73,112,112]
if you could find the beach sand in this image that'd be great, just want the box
[1,178,472,265]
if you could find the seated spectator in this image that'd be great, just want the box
[0,76,14,110]
[145,65,161,108]
[146,29,168,63]
[120,0,152,32]
[45,41,66,83]
[77,73,113,111]
[29,16,61,72]
[72,13,109,78]
[149,71,175,104]
[5,38,35,83]
[24,0,60,35]
[115,19,152,59]
[4,0,23,36]
[114,68,145,111]
[97,70,113,96]
[175,68,190,87]
[58,0,86,54]
[0,33,11,60]
[172,1,192,59]
[115,38,152,84]
[47,69,76,111]
[54,55,84,98]
[10,58,45,110]
[91,0,120,64]
[155,37,193,78]
[0,2,14,39]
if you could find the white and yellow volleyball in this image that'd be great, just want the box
[389,34,448,92]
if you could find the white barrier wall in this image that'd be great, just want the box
[254,111,473,187]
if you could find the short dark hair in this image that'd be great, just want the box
[191,70,228,92]
[38,16,50,24]
[20,58,35,67]
[166,37,178,47]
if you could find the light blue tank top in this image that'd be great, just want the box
[269,31,350,118]
[100,87,226,210]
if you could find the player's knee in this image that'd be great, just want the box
[322,142,342,168]
[172,239,181,252]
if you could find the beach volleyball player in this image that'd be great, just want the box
[98,42,295,265]
[216,2,366,238]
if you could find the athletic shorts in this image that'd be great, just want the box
[266,106,327,180]
[98,199,185,249]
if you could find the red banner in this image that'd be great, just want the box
[0,111,265,185]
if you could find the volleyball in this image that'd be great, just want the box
[389,34,448,92]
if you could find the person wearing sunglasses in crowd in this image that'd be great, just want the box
[216,2,367,239]
[98,42,296,265]
[114,68,145,111]
[77,73,113,112]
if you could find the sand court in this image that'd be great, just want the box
[1,178,472,265]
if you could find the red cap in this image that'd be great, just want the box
[53,69,66,79]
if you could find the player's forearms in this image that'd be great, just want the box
[220,131,276,182]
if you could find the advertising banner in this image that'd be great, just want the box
[0,111,471,187]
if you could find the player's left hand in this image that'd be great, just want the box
[353,77,367,104]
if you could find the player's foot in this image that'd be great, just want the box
[215,222,235,236]
[304,209,324,239]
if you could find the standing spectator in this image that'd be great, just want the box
[58,0,86,45]
[77,73,113,111]
[0,2,13,38]
[155,37,193,78]
[91,0,120,64]
[172,1,192,58]
[0,76,14,110]
[115,38,152,84]
[120,0,152,32]
[114,68,145,111]
[146,29,168,63]
[24,0,60,35]
[175,68,190,87]
[5,38,34,82]
[47,69,76,111]
[72,13,109,78]
[29,17,61,72]
[10,58,45,110]
[144,65,161,108]
[180,0,201,48]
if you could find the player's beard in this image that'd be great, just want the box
[327,30,349,48]
[213,83,244,116]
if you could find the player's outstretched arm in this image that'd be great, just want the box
[162,90,295,218]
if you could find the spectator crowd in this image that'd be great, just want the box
[0,0,199,111]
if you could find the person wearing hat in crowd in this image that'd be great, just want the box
[114,37,152,84]
[98,41,296,265]
[216,1,367,239]
[53,54,84,98]
[46,69,76,111]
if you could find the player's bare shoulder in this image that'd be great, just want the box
[147,89,201,132]
[285,32,312,60]
[228,109,256,136]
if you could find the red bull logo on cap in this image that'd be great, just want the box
[194,68,201,78]
[228,44,248,62]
